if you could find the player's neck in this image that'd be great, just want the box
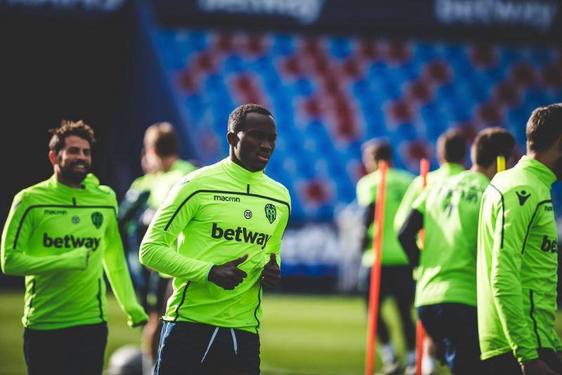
[471,165,493,180]
[160,156,178,172]
[55,172,84,189]
[527,150,557,175]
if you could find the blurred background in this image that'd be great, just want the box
[1,0,562,374]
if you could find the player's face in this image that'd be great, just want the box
[229,112,276,172]
[55,136,92,184]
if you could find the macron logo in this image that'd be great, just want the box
[211,222,270,249]
[213,195,241,203]
[43,233,101,251]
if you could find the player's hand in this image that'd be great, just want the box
[208,254,248,290]
[127,305,148,328]
[260,254,280,288]
[72,247,91,270]
[521,359,557,375]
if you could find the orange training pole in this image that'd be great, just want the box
[416,158,430,375]
[364,161,388,375]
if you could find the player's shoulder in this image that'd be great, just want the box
[14,178,57,204]
[262,173,291,203]
[176,161,221,185]
[486,171,541,210]
[391,168,415,185]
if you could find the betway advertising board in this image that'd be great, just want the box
[151,0,562,41]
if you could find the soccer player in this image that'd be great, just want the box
[119,122,197,369]
[394,127,467,232]
[356,139,416,373]
[398,127,515,375]
[139,104,290,374]
[1,120,148,375]
[394,127,467,373]
[477,104,562,375]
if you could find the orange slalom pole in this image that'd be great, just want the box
[416,158,430,375]
[364,161,388,375]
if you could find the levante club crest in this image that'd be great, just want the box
[264,204,276,224]
[91,212,104,229]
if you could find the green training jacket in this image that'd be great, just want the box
[394,163,465,233]
[1,174,147,330]
[413,170,489,307]
[356,167,414,266]
[477,156,562,362]
[140,158,291,333]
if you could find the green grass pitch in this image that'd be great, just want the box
[1,291,561,374]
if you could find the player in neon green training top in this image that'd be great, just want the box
[477,104,562,375]
[140,104,290,374]
[399,128,515,375]
[1,120,147,375]
[355,139,416,372]
[394,127,467,233]
[119,122,198,368]
[393,127,467,373]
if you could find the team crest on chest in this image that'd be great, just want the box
[264,203,276,224]
[91,212,104,229]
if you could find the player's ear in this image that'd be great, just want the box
[48,150,58,166]
[227,131,239,148]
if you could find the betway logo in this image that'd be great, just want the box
[211,223,270,249]
[540,236,558,254]
[43,233,101,251]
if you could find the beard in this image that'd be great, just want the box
[58,159,90,185]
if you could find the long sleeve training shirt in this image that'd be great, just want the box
[140,159,290,333]
[1,174,147,330]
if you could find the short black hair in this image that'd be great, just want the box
[362,139,392,162]
[144,122,180,157]
[228,103,274,133]
[48,120,96,153]
[472,127,515,167]
[437,128,467,164]
[526,103,562,152]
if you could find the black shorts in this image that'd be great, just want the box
[417,303,482,375]
[483,349,562,375]
[23,322,107,375]
[155,321,260,375]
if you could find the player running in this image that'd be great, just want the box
[119,122,197,370]
[140,104,291,374]
[398,128,515,375]
[1,120,147,375]
[477,104,562,375]
[356,139,416,373]
[394,127,467,373]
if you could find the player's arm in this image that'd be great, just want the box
[398,209,423,267]
[1,192,89,276]
[489,186,539,363]
[139,180,213,282]
[103,196,148,327]
[261,200,291,288]
[393,177,421,233]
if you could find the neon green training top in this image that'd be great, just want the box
[477,156,562,362]
[412,170,489,307]
[140,158,291,333]
[130,159,197,210]
[356,167,414,266]
[394,163,465,233]
[1,174,147,330]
